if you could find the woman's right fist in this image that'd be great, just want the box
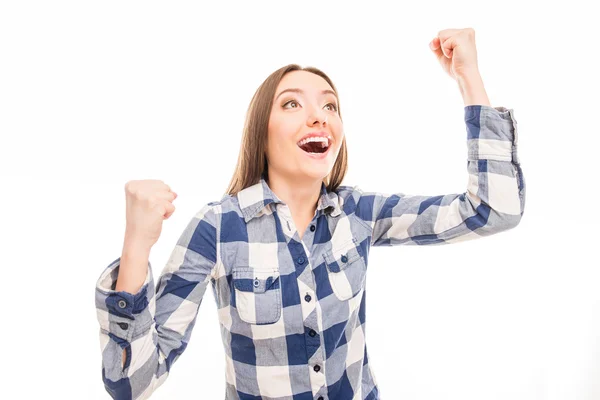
[123,179,178,248]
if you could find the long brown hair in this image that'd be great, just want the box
[224,64,348,197]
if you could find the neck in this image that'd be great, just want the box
[266,170,323,219]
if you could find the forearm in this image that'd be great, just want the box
[115,236,152,294]
[457,69,491,106]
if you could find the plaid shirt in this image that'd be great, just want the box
[95,104,525,400]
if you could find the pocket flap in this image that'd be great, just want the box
[323,238,363,273]
[233,267,280,293]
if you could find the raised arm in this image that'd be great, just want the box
[94,203,220,399]
[353,29,525,246]
[355,104,525,246]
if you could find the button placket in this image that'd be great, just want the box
[278,205,296,237]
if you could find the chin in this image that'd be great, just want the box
[297,167,331,182]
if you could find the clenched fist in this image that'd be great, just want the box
[123,179,178,248]
[429,27,480,81]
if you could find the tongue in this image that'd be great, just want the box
[300,142,326,153]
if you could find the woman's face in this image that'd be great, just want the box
[266,70,343,183]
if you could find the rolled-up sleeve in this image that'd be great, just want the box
[94,203,220,399]
[96,258,154,345]
[354,105,526,246]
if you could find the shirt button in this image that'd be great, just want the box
[297,256,305,264]
[304,294,312,302]
[254,279,260,287]
[341,254,348,263]
[310,225,315,232]
[313,365,321,372]
[118,299,127,309]
[318,397,324,400]
[117,322,129,330]
[309,329,316,337]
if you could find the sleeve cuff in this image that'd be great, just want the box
[95,257,155,342]
[465,105,520,164]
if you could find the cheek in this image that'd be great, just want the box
[332,123,344,145]
[266,130,294,164]
[269,122,297,149]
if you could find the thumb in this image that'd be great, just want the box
[439,36,455,59]
[429,37,445,59]
[163,202,176,219]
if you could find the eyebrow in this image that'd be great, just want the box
[275,88,338,102]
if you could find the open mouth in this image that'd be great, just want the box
[297,137,330,154]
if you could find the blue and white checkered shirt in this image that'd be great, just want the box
[95,104,525,399]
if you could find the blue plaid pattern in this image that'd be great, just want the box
[95,104,525,399]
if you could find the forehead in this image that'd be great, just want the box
[276,70,333,93]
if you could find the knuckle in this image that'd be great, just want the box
[125,180,135,192]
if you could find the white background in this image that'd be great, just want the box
[1,1,598,399]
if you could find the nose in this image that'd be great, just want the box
[306,105,328,127]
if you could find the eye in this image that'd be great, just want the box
[282,100,300,109]
[325,102,338,112]
[283,100,338,112]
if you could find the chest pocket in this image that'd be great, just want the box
[232,267,282,325]
[323,238,367,301]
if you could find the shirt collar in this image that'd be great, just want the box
[238,173,342,223]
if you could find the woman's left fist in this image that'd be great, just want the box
[429,28,480,80]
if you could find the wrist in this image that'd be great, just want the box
[456,70,491,107]
[456,67,481,82]
[122,235,152,257]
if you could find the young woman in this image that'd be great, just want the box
[95,28,525,400]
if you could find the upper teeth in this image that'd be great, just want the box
[297,136,331,147]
